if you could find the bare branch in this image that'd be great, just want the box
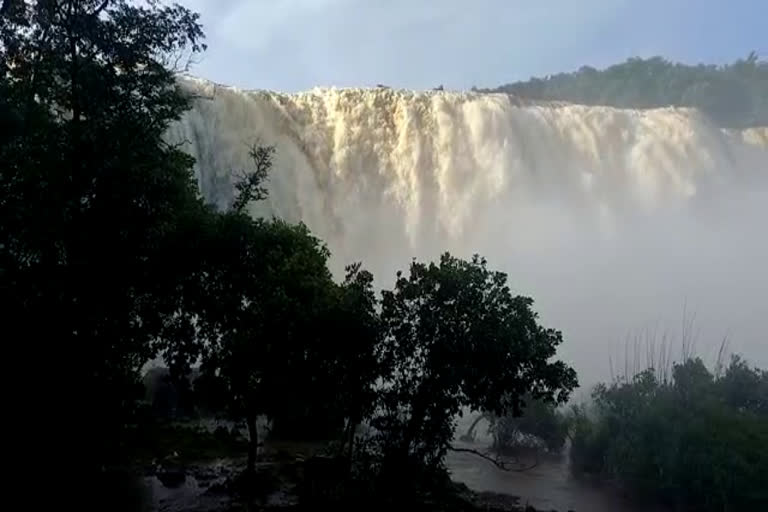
[447,445,539,472]
[161,137,192,152]
[460,413,490,442]
[90,0,110,17]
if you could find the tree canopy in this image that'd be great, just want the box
[1,0,206,464]
[366,253,577,489]
[480,54,768,128]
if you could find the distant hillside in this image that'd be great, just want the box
[479,53,768,129]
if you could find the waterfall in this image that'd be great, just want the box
[167,77,768,383]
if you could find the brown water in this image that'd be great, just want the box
[446,440,661,512]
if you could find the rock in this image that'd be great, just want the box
[468,490,522,511]
[157,469,186,488]
[205,482,228,496]
[192,466,217,482]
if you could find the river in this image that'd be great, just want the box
[446,440,661,512]
[447,414,663,512]
[118,416,664,512]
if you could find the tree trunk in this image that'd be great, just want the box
[246,413,258,473]
[67,0,82,178]
[346,421,355,461]
[463,413,490,441]
[402,407,425,461]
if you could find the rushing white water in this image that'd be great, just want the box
[168,77,768,384]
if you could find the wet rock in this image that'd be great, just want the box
[192,466,217,482]
[466,490,523,511]
[157,469,186,488]
[205,481,228,496]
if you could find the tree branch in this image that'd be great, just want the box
[91,0,110,17]
[460,412,490,441]
[0,0,15,17]
[447,445,539,472]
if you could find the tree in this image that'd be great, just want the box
[136,126,384,474]
[181,212,336,472]
[268,261,382,449]
[569,354,768,510]
[718,355,768,415]
[489,394,570,454]
[163,206,381,473]
[312,262,382,457]
[367,253,577,490]
[482,53,768,128]
[1,0,206,466]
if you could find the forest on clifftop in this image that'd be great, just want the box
[479,53,768,128]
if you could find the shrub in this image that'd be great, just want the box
[569,355,768,510]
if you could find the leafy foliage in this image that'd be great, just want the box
[232,143,274,213]
[158,160,382,469]
[482,54,768,128]
[1,0,206,466]
[364,253,578,491]
[165,210,333,468]
[569,356,768,510]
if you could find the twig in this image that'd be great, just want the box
[447,445,539,472]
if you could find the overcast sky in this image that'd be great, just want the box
[178,0,766,92]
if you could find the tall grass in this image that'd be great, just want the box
[607,306,730,386]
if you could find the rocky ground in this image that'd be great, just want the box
[116,424,570,511]
[133,456,571,512]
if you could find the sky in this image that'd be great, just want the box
[178,0,767,92]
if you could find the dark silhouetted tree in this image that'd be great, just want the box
[366,253,577,493]
[162,200,382,472]
[1,0,206,466]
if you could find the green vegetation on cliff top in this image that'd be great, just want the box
[480,53,768,128]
